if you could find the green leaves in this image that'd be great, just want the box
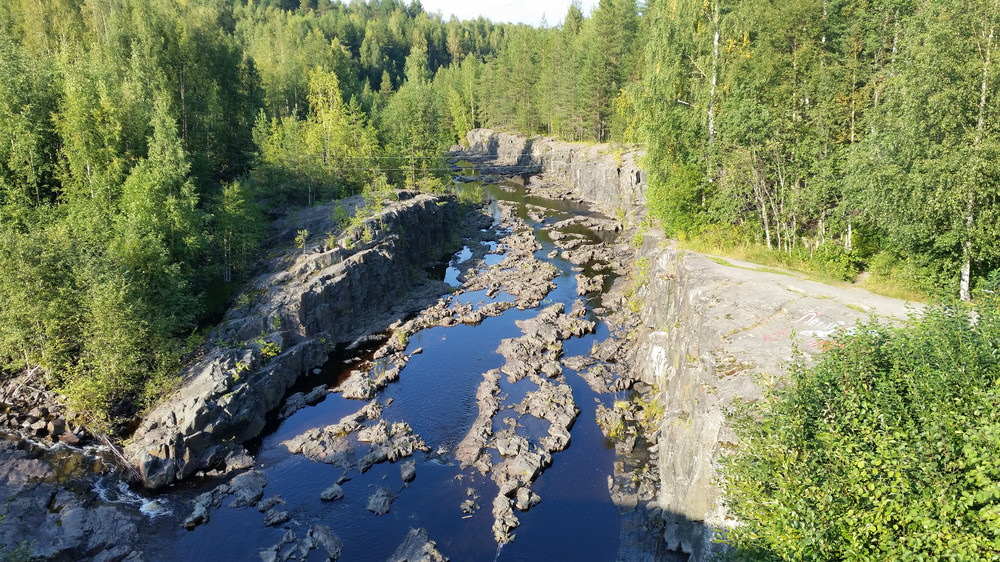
[722,295,1000,559]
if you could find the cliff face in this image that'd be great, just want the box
[465,129,646,215]
[460,129,919,560]
[631,233,915,559]
[124,193,458,489]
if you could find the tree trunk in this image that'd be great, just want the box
[962,20,995,301]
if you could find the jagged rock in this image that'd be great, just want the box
[336,371,374,400]
[491,495,518,545]
[400,461,416,483]
[224,447,255,472]
[124,194,461,489]
[282,428,356,469]
[257,495,283,512]
[263,508,290,527]
[259,526,343,562]
[366,486,396,515]
[562,355,596,372]
[320,483,343,501]
[308,525,343,560]
[227,470,268,508]
[358,422,428,473]
[387,528,448,562]
[514,487,541,511]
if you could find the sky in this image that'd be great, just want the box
[417,0,599,27]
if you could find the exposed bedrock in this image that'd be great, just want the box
[125,192,460,489]
[631,231,916,560]
[463,128,646,216]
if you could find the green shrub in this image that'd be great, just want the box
[720,292,1000,560]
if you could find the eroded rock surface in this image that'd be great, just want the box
[126,193,460,489]
[387,528,448,562]
[0,439,141,561]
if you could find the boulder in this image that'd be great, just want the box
[366,487,396,515]
[387,528,448,562]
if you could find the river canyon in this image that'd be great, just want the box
[0,130,915,561]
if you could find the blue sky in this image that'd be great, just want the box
[418,0,599,26]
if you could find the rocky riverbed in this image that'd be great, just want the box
[0,129,920,562]
[0,135,665,561]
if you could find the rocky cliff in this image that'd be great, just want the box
[124,192,459,489]
[464,128,646,215]
[631,232,915,559]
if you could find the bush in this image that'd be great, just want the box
[648,163,707,237]
[720,293,1000,560]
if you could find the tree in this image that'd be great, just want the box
[852,0,1000,298]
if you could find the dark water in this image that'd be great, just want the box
[140,174,622,561]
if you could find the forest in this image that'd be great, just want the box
[1,0,999,557]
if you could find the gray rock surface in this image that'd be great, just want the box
[126,193,459,489]
[258,525,343,561]
[464,129,646,217]
[0,439,141,560]
[366,486,396,515]
[631,231,917,560]
[319,483,343,501]
[387,528,448,562]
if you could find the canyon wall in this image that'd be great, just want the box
[465,129,646,216]
[631,233,915,559]
[125,193,459,488]
[463,129,916,559]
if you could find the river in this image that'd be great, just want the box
[118,168,629,561]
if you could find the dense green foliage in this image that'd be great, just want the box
[722,285,1000,558]
[458,0,1000,299]
[630,0,1000,298]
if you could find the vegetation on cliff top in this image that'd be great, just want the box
[0,0,508,430]
[722,280,1000,559]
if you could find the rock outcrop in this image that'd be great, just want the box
[125,192,459,489]
[463,128,646,216]
[631,231,916,560]
[0,439,141,561]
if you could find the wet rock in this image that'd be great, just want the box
[279,385,328,419]
[320,483,343,501]
[387,528,448,562]
[257,495,283,512]
[259,526,343,562]
[366,486,396,515]
[282,427,357,469]
[514,486,541,511]
[227,470,268,508]
[309,525,344,560]
[400,460,416,483]
[183,493,215,529]
[460,499,479,514]
[263,507,290,527]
